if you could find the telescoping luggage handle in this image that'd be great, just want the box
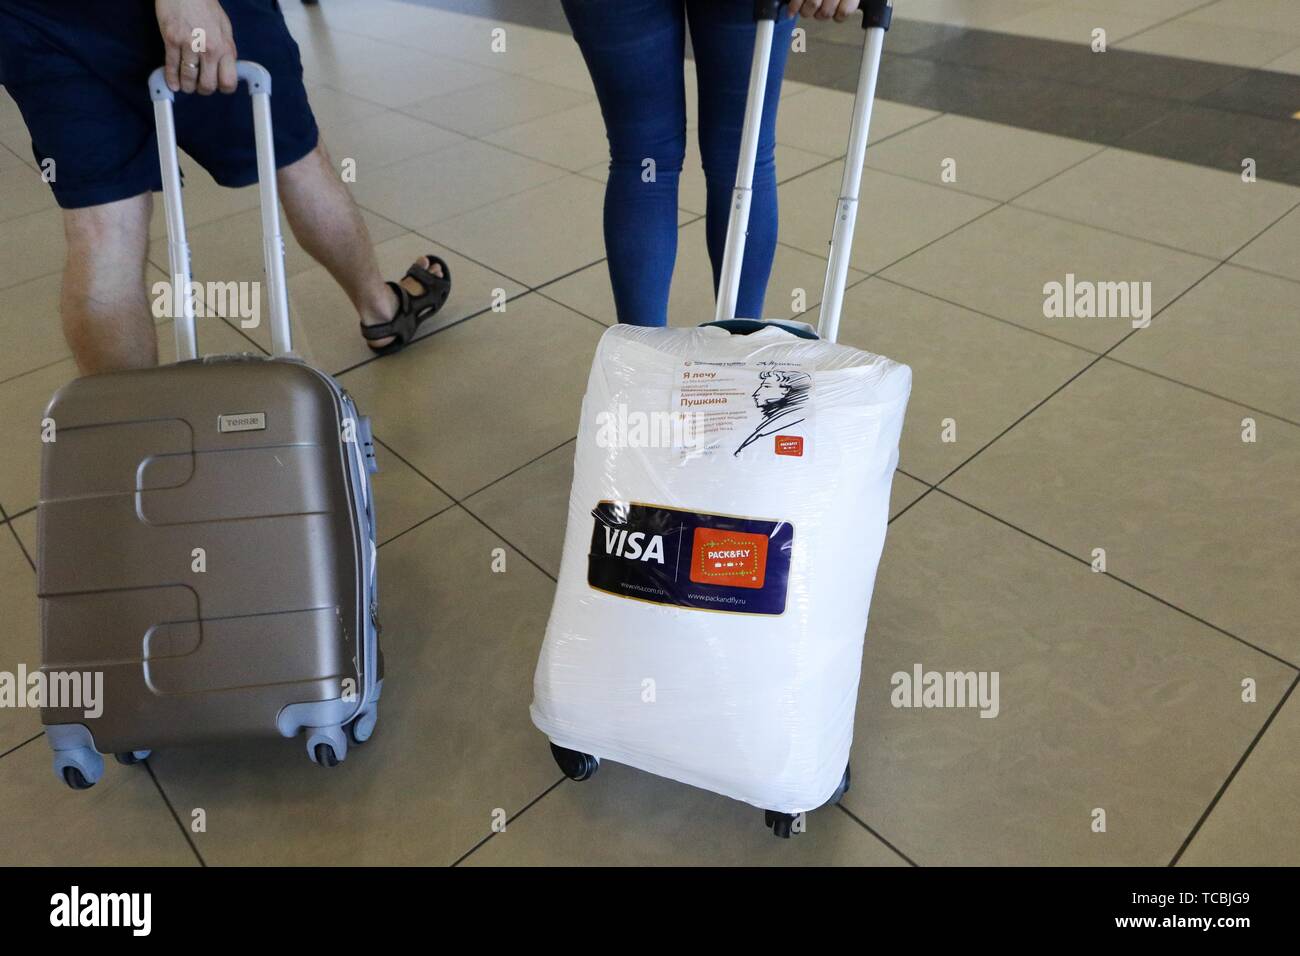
[714,0,893,345]
[147,62,292,361]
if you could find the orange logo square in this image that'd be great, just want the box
[774,435,804,457]
[689,528,768,589]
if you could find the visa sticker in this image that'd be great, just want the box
[587,500,792,615]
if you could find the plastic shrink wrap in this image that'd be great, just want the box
[531,322,911,813]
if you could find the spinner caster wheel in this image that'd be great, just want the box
[62,766,94,791]
[114,750,152,766]
[349,707,378,746]
[307,725,348,767]
[828,763,851,805]
[764,810,797,839]
[52,746,104,791]
[550,743,599,781]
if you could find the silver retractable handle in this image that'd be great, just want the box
[817,1,892,344]
[714,5,782,325]
[148,62,292,360]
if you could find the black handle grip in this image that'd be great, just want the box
[754,0,784,21]
[702,319,820,340]
[862,0,893,29]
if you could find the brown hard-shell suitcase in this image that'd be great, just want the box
[39,63,382,789]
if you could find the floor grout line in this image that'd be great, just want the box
[925,190,1300,488]
[370,435,456,503]
[886,483,936,527]
[376,500,460,550]
[0,501,34,572]
[1100,354,1300,429]
[1111,0,1230,47]
[931,348,1114,488]
[143,759,208,868]
[0,350,72,390]
[455,503,557,584]
[835,137,1113,291]
[927,206,1267,492]
[930,485,1300,672]
[835,803,920,867]
[1003,196,1299,267]
[871,273,1111,356]
[0,730,44,762]
[1169,670,1300,866]
[534,288,609,331]
[459,436,575,503]
[450,775,567,866]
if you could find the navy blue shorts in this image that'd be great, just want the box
[0,0,319,209]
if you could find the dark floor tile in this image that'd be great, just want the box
[408,0,571,31]
[882,18,971,55]
[922,30,1098,84]
[1120,104,1300,185]
[395,0,1300,189]
[877,54,1174,145]
[785,34,868,87]
[797,15,869,49]
[875,54,1005,114]
[802,16,967,54]
[1198,69,1300,121]
[923,32,1248,104]
[1074,48,1249,103]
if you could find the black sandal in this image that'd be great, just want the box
[361,255,452,356]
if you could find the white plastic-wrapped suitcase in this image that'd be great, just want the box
[531,1,910,836]
[38,63,382,789]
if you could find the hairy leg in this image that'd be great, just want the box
[60,193,157,375]
[277,140,440,347]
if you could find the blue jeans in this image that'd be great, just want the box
[561,0,796,326]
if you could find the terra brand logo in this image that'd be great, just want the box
[217,411,266,433]
[50,886,151,936]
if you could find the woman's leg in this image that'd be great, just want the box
[688,1,795,319]
[561,0,688,327]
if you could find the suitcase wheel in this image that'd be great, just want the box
[114,750,152,767]
[52,746,104,791]
[549,743,599,782]
[307,726,348,767]
[62,766,95,791]
[763,810,798,839]
[827,762,851,806]
[349,704,379,746]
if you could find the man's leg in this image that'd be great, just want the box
[276,140,442,350]
[60,193,157,375]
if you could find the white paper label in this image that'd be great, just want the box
[671,360,812,462]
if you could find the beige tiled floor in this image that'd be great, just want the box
[864,113,1102,202]
[1230,206,1300,283]
[0,0,1296,868]
[1116,19,1300,69]
[845,491,1294,866]
[881,205,1220,353]
[1014,150,1300,260]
